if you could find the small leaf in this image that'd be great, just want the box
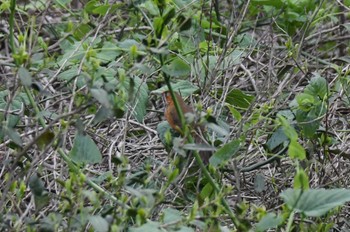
[90,88,112,109]
[130,221,162,232]
[209,139,240,167]
[96,41,121,63]
[200,182,214,200]
[162,7,175,26]
[254,173,266,193]
[18,67,32,87]
[29,174,46,197]
[162,57,191,77]
[255,213,284,232]
[6,127,23,146]
[225,89,255,109]
[88,215,109,232]
[266,127,289,152]
[294,167,309,190]
[36,130,55,150]
[278,115,298,141]
[304,74,328,100]
[226,104,242,121]
[73,23,92,40]
[162,208,182,224]
[288,140,306,160]
[153,80,199,96]
[280,188,350,217]
[296,93,315,111]
[69,132,102,165]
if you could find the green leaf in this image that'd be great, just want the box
[57,67,79,81]
[162,208,182,224]
[295,109,321,138]
[304,74,328,99]
[96,41,121,63]
[29,174,46,197]
[162,57,191,77]
[162,7,175,26]
[209,139,240,167]
[88,215,109,232]
[296,93,315,111]
[278,115,298,141]
[288,140,306,160]
[29,174,50,211]
[90,87,112,109]
[226,104,242,121]
[18,67,32,87]
[153,16,164,38]
[6,127,23,146]
[119,76,149,122]
[73,23,93,40]
[200,182,214,199]
[225,89,255,109]
[69,132,102,165]
[153,80,199,97]
[266,127,289,152]
[254,173,266,193]
[130,221,163,232]
[255,213,284,232]
[294,168,309,190]
[280,188,350,217]
[36,130,55,150]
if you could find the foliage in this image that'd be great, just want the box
[0,0,349,231]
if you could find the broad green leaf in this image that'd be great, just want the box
[255,213,284,232]
[278,115,298,141]
[266,127,289,152]
[304,74,328,99]
[288,140,306,160]
[225,89,255,109]
[29,174,46,197]
[88,215,109,232]
[280,188,350,217]
[90,87,112,109]
[162,208,182,224]
[69,132,102,165]
[209,139,240,167]
[295,109,321,138]
[29,174,50,211]
[73,23,92,40]
[96,41,121,63]
[254,173,266,193]
[162,7,175,26]
[157,121,173,145]
[294,167,309,190]
[36,130,55,150]
[6,127,23,146]
[296,93,315,111]
[57,67,79,81]
[18,67,32,87]
[153,16,164,38]
[200,182,214,199]
[226,104,242,121]
[153,80,199,96]
[130,221,163,232]
[162,57,191,77]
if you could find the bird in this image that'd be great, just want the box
[162,91,211,164]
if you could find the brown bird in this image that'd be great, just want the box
[163,91,211,164]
